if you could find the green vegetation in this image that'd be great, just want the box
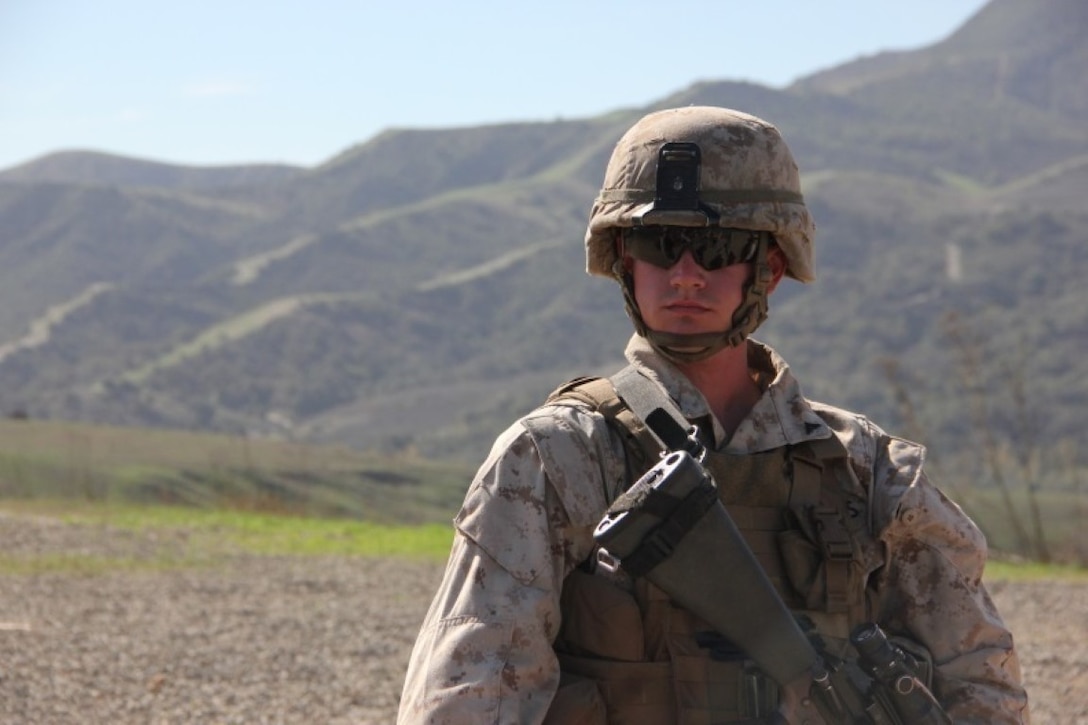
[0,418,473,525]
[3,501,453,561]
[0,502,454,577]
[89,505,453,557]
[4,498,1082,583]
[984,558,1088,583]
[0,421,464,576]
[950,487,1087,563]
[1,417,1084,575]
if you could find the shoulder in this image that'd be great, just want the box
[521,395,629,514]
[810,400,985,563]
[807,400,928,535]
[451,402,617,587]
[461,395,626,534]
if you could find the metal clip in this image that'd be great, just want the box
[595,547,622,574]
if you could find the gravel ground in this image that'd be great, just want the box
[1,513,1084,724]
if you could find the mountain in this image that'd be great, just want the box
[790,0,1088,183]
[798,0,1088,120]
[0,150,301,190]
[0,0,1084,479]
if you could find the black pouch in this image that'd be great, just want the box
[777,508,825,610]
[556,568,645,662]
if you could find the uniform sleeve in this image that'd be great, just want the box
[870,436,1030,724]
[397,406,618,725]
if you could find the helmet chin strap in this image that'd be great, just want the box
[612,237,772,365]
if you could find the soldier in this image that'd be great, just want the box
[398,106,1029,723]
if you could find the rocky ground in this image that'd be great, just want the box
[0,512,1084,724]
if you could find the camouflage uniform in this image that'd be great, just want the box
[397,335,1029,723]
[399,105,1028,722]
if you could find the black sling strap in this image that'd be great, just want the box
[610,365,696,454]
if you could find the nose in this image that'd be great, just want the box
[668,250,706,288]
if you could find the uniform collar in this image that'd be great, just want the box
[624,334,833,453]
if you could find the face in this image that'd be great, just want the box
[629,251,750,336]
[622,233,787,337]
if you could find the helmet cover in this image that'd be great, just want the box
[584,106,815,361]
[586,106,814,282]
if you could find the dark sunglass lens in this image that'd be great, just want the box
[626,228,767,270]
[693,241,727,270]
[625,233,668,268]
[659,237,687,267]
[697,232,763,270]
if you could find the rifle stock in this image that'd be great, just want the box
[595,450,819,688]
[594,448,950,724]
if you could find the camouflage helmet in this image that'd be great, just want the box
[585,106,815,283]
[584,106,815,362]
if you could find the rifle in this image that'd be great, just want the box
[593,433,950,724]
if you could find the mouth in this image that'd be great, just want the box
[664,300,712,314]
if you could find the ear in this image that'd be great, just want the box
[766,245,788,293]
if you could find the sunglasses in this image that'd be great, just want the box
[622,227,772,271]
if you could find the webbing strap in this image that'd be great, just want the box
[813,506,854,614]
[610,365,693,451]
[547,366,696,462]
[792,438,855,616]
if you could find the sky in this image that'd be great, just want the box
[0,0,991,172]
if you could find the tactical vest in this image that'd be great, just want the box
[543,376,883,725]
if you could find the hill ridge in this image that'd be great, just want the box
[0,0,1082,477]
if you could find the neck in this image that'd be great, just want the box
[673,341,761,439]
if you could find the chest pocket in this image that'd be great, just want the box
[705,440,879,637]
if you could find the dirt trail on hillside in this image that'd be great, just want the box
[0,514,1083,724]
